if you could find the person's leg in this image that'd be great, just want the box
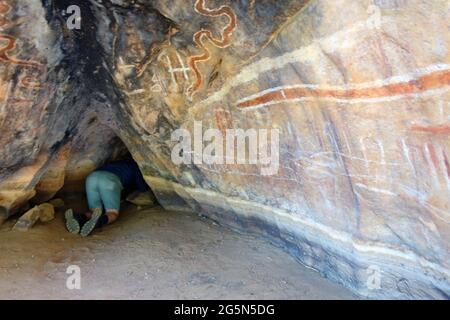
[80,207,103,237]
[65,171,101,234]
[80,171,122,236]
[98,172,123,225]
[65,209,80,234]
[85,171,103,215]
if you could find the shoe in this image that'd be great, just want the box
[65,209,80,234]
[80,208,103,237]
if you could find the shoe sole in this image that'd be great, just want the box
[65,209,80,234]
[80,208,103,237]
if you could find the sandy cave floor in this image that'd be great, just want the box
[0,195,356,300]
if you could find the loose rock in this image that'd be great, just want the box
[38,203,55,223]
[126,191,157,207]
[13,206,41,231]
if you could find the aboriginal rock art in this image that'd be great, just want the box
[0,1,45,90]
[127,48,191,97]
[187,0,237,99]
[157,49,191,94]
[237,64,450,110]
[215,108,232,134]
[410,123,450,135]
[1,0,450,300]
[135,26,178,78]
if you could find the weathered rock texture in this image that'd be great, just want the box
[0,0,448,299]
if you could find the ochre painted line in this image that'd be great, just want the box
[0,34,43,68]
[187,0,237,98]
[426,143,440,171]
[0,2,46,91]
[0,1,11,16]
[0,1,43,71]
[237,69,450,109]
[410,124,450,135]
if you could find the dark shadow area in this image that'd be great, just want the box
[54,139,160,217]
[60,153,159,216]
[7,132,159,230]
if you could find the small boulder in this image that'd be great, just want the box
[126,191,157,206]
[38,203,55,222]
[13,206,41,231]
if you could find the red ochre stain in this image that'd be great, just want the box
[237,69,450,108]
[215,108,232,134]
[426,143,440,170]
[0,34,43,69]
[0,1,11,15]
[0,2,45,90]
[410,124,450,135]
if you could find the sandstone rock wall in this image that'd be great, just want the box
[0,0,448,298]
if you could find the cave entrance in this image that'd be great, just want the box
[15,123,160,232]
[53,136,159,220]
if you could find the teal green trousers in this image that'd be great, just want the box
[85,171,123,211]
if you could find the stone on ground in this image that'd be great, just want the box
[13,206,41,231]
[126,191,157,206]
[38,203,55,223]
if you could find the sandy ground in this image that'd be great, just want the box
[0,195,356,300]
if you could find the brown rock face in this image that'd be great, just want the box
[0,0,449,298]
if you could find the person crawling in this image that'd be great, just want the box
[64,158,149,237]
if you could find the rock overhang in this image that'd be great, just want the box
[0,0,448,299]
